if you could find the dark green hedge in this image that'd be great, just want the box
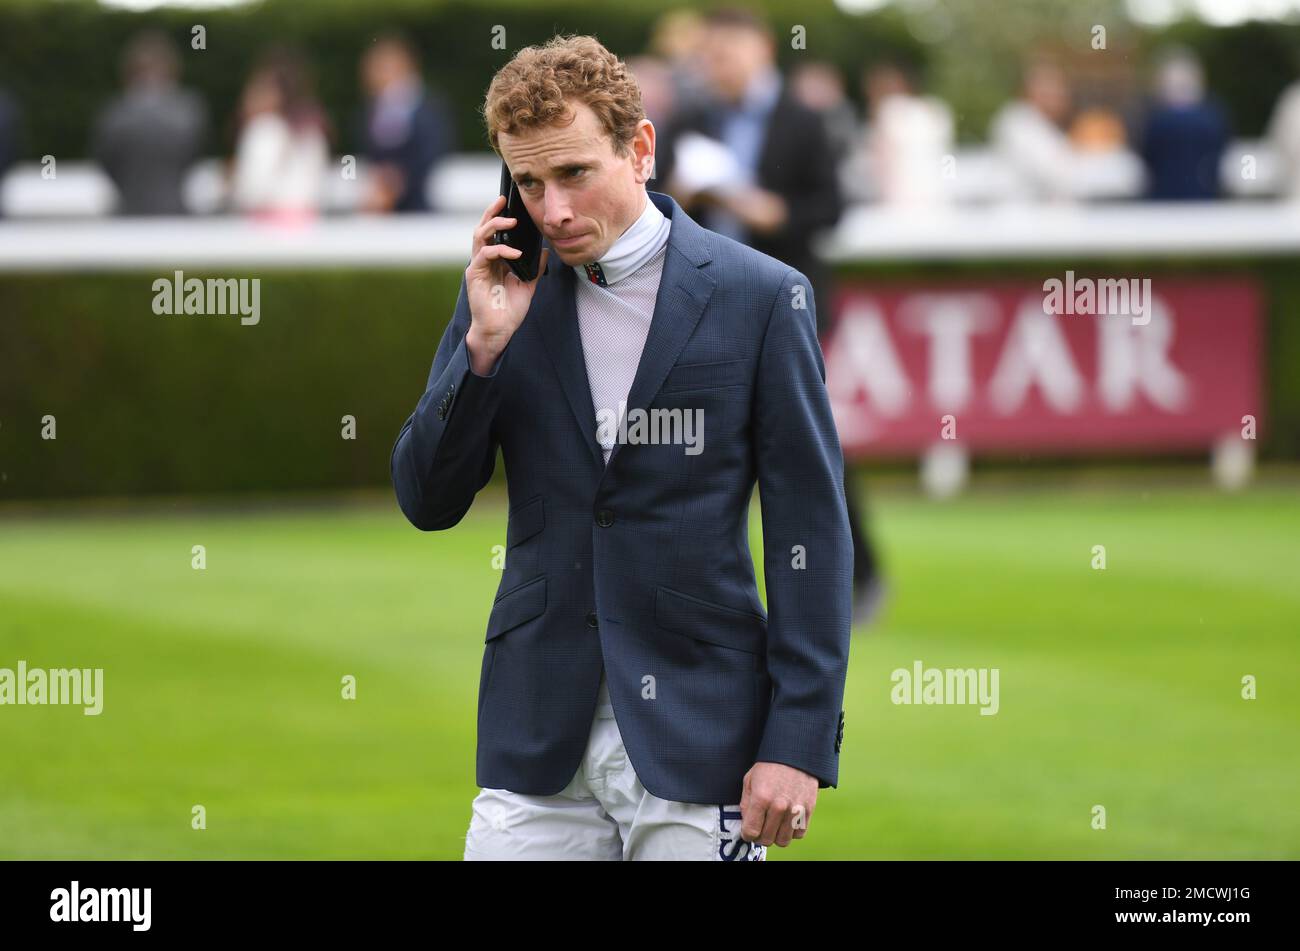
[0,267,463,499]
[1,258,1295,501]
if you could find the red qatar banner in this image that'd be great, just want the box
[822,277,1264,456]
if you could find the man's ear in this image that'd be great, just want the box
[632,119,655,184]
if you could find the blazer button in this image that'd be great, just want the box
[586,612,599,629]
[595,509,614,527]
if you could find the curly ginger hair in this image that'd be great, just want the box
[482,34,645,157]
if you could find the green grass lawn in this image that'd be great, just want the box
[1,482,1297,859]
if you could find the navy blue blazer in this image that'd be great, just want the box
[391,190,852,805]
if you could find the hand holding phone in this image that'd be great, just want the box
[493,160,544,282]
[463,165,550,374]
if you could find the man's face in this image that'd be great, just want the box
[701,25,771,103]
[362,45,410,97]
[1025,66,1070,124]
[498,98,655,267]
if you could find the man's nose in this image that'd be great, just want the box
[541,188,573,231]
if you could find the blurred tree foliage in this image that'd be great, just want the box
[0,0,917,159]
[2,0,1294,161]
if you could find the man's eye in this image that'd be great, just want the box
[567,168,585,178]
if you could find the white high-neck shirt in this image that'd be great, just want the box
[572,192,671,718]
[573,193,672,468]
[570,191,671,287]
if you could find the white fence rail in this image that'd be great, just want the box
[1,202,1299,272]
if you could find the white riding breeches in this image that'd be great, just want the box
[463,673,767,861]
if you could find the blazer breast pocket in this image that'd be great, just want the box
[657,358,750,395]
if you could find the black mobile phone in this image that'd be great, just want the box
[493,160,544,282]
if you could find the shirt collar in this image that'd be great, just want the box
[571,191,671,287]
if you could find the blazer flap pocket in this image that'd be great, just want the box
[659,358,748,394]
[487,575,547,642]
[655,585,766,655]
[506,495,544,548]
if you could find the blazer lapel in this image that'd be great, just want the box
[534,256,604,469]
[605,193,715,471]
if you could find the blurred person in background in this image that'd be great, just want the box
[357,34,457,213]
[1139,48,1229,201]
[0,88,20,217]
[654,6,839,316]
[229,48,331,222]
[626,55,678,133]
[842,59,953,206]
[1068,102,1145,200]
[654,6,883,624]
[989,58,1077,203]
[1069,105,1127,153]
[91,30,209,216]
[647,8,714,122]
[790,60,859,171]
[1266,72,1300,202]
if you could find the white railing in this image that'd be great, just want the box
[2,149,1300,271]
[0,142,1288,219]
[2,203,1300,272]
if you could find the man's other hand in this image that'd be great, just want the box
[740,760,818,847]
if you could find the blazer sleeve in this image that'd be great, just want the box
[390,273,505,531]
[751,267,854,788]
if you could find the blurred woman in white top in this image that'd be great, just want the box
[842,61,954,207]
[230,49,331,223]
[989,59,1078,203]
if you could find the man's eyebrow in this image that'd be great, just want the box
[514,161,592,181]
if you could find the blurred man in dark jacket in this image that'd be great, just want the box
[91,31,208,216]
[653,6,882,624]
[358,35,457,213]
[0,88,20,216]
[1140,49,1229,201]
[653,7,839,319]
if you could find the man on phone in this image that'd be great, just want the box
[391,34,852,860]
